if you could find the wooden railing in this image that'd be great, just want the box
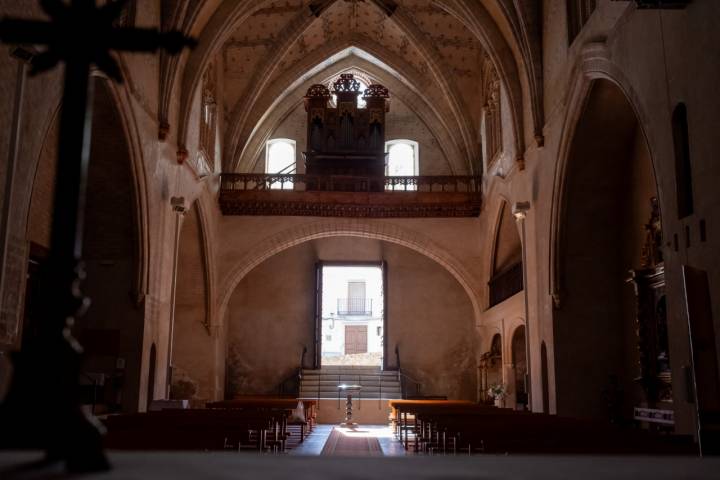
[488,262,523,307]
[337,298,373,315]
[219,173,482,218]
[219,173,482,194]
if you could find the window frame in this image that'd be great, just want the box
[265,138,297,190]
[385,139,419,175]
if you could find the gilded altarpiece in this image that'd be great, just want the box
[628,198,672,407]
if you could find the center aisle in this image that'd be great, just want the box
[291,425,405,456]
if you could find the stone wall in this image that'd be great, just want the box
[225,237,477,400]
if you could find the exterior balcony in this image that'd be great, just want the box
[219,173,482,218]
[337,298,373,316]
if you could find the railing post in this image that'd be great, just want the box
[379,374,382,408]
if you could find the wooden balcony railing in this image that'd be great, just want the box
[218,173,482,218]
[219,173,481,193]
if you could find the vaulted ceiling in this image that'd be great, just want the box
[159,0,544,175]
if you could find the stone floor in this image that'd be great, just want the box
[1,424,717,479]
[2,451,717,479]
[291,424,405,456]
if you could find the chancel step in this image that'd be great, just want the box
[299,367,402,400]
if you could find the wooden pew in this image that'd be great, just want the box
[207,397,311,447]
[388,399,695,455]
[103,409,284,452]
[389,400,478,450]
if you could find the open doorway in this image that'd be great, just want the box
[317,263,385,367]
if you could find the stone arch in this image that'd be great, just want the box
[91,73,152,302]
[23,76,149,412]
[217,220,482,330]
[551,68,660,421]
[549,43,662,308]
[233,50,466,175]
[434,0,532,160]
[486,198,523,309]
[225,36,471,171]
[193,197,217,331]
[174,0,527,171]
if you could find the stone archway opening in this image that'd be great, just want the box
[24,78,144,413]
[554,79,662,424]
[223,235,478,401]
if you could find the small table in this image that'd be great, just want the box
[338,384,362,428]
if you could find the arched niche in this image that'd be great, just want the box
[511,325,527,410]
[488,201,522,307]
[553,79,660,423]
[479,333,503,404]
[23,78,145,413]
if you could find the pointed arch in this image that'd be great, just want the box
[232,50,467,175]
[217,220,483,331]
[549,43,663,308]
[435,0,530,161]
[222,35,475,174]
[171,0,530,175]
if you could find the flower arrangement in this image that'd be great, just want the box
[488,383,507,400]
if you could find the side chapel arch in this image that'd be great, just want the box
[551,73,662,422]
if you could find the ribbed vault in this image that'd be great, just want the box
[163,0,543,174]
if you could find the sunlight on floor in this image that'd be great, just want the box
[337,426,395,439]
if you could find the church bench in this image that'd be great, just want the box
[416,411,695,455]
[388,400,695,455]
[388,400,492,449]
[207,397,314,444]
[103,409,287,452]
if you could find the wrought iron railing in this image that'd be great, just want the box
[489,262,523,307]
[337,298,373,315]
[219,173,482,194]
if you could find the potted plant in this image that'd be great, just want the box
[488,383,507,408]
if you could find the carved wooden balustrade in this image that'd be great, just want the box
[219,173,482,218]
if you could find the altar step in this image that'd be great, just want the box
[299,366,401,400]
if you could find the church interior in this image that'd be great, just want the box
[1,0,719,477]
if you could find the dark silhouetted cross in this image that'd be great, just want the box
[0,0,194,472]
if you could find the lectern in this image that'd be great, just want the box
[338,383,362,428]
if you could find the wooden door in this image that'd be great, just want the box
[345,325,368,355]
[683,266,720,455]
[314,262,323,368]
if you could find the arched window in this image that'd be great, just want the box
[385,140,419,191]
[265,139,296,190]
[672,103,694,218]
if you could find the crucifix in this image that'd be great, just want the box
[0,0,194,472]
